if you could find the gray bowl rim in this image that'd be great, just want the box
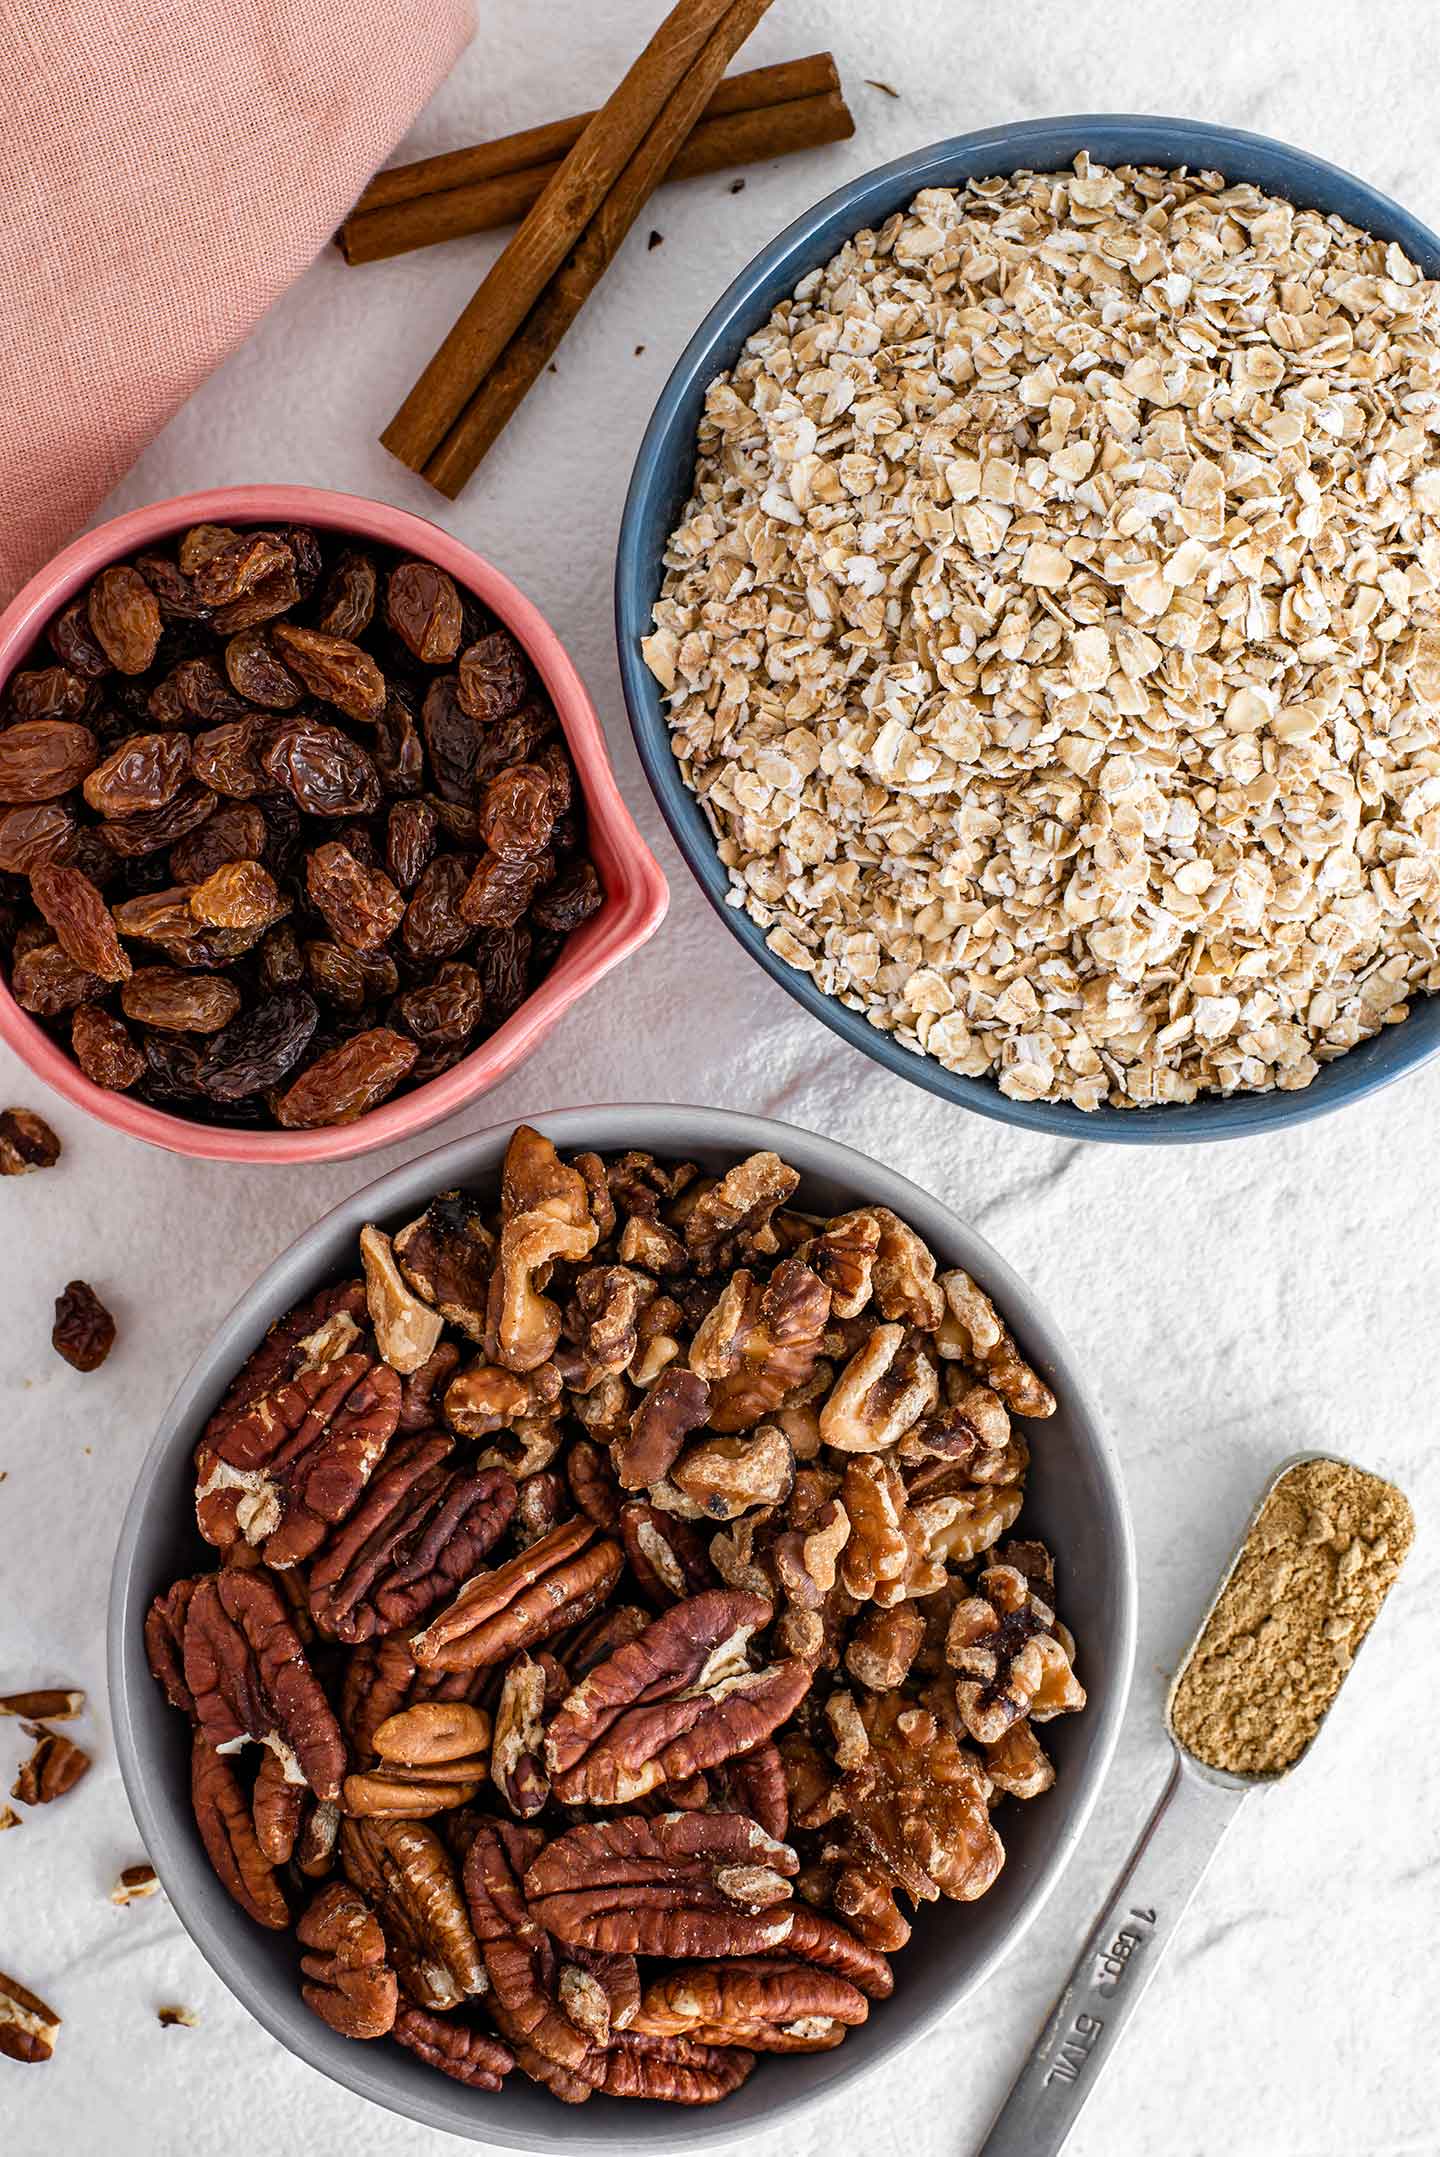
[615,113,1440,1144]
[108,1103,1136,2150]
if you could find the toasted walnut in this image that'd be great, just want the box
[491,1127,599,1371]
[936,1272,1056,1417]
[837,1456,942,1607]
[835,1691,1003,1906]
[491,1653,551,1818]
[985,1722,1056,1799]
[683,1152,800,1272]
[946,1564,1085,1742]
[820,1326,939,1452]
[845,1605,925,1691]
[613,1367,710,1490]
[670,1425,795,1523]
[524,1810,798,1957]
[565,1437,621,1528]
[831,1860,912,1952]
[393,1192,494,1342]
[911,1480,1024,1566]
[619,1501,716,1608]
[689,1262,831,1432]
[340,1816,485,2011]
[544,1589,811,1806]
[412,1517,623,1672]
[443,1359,562,1436]
[359,1223,444,1375]
[802,1210,881,1318]
[298,1881,398,2039]
[566,1265,651,1380]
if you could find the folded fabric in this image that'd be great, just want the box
[0,0,474,606]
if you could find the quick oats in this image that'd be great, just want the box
[644,157,1440,1109]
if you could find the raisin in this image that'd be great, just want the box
[305,842,403,952]
[478,925,531,1020]
[259,722,381,818]
[199,988,319,1101]
[478,763,556,860]
[422,792,484,846]
[0,1106,61,1173]
[333,820,383,873]
[71,1005,145,1091]
[420,675,483,804]
[457,850,547,929]
[270,623,385,723]
[315,549,378,640]
[372,689,425,797]
[304,940,398,1011]
[52,1280,116,1371]
[138,1031,207,1103]
[11,943,103,1014]
[401,854,474,961]
[48,598,112,677]
[133,553,211,623]
[66,828,120,889]
[0,804,75,874]
[533,739,576,818]
[224,629,303,710]
[385,560,463,664]
[6,666,91,721]
[169,802,268,883]
[280,526,324,595]
[190,719,272,797]
[188,860,289,931]
[87,566,162,674]
[257,922,306,991]
[456,630,529,722]
[191,530,292,606]
[121,968,242,1034]
[30,864,131,982]
[533,860,603,932]
[394,960,484,1046]
[0,720,99,804]
[386,799,437,889]
[110,889,198,945]
[82,731,191,818]
[103,786,217,858]
[178,525,236,575]
[149,657,248,728]
[213,564,302,633]
[272,1027,418,1128]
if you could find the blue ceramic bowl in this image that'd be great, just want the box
[616,115,1440,1143]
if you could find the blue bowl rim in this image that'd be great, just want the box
[616,113,1440,1144]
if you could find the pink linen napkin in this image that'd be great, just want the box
[0,0,474,606]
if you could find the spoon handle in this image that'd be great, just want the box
[976,1752,1248,2157]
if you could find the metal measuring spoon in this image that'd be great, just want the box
[978,1449,1409,2157]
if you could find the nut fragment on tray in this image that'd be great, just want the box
[643,156,1440,1111]
[0,526,603,1130]
[144,1124,1086,2107]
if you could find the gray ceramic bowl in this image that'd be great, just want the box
[109,1106,1136,2149]
[616,116,1440,1143]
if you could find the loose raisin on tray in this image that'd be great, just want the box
[11,942,106,1015]
[478,764,555,860]
[0,720,99,804]
[0,804,75,875]
[394,960,483,1046]
[386,800,437,889]
[121,967,241,1034]
[533,860,604,932]
[87,567,162,675]
[271,624,385,724]
[6,667,91,721]
[457,851,548,930]
[306,843,403,952]
[82,731,191,818]
[456,630,529,723]
[101,785,218,858]
[315,550,378,641]
[30,864,131,982]
[402,854,473,961]
[188,860,288,932]
[199,988,319,1101]
[52,1280,116,1371]
[224,629,304,711]
[386,561,463,664]
[259,721,381,818]
[169,803,268,884]
[71,1004,145,1091]
[48,599,112,678]
[272,1027,418,1128]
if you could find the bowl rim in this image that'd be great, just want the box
[107,1101,1137,2151]
[0,484,668,1162]
[615,113,1440,1144]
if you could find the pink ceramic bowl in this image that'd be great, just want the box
[0,485,668,1163]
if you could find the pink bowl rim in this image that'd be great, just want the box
[0,485,668,1163]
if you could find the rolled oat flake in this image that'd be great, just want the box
[979,1451,1413,2157]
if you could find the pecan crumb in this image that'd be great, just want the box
[156,2004,199,2029]
[0,1108,61,1175]
[11,1723,91,1804]
[112,1863,160,1906]
[729,177,746,194]
[0,1806,20,1832]
[864,78,900,96]
[0,1970,60,2062]
[0,1688,84,1720]
[647,229,663,250]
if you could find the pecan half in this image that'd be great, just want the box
[618,1499,716,1608]
[632,1956,869,2052]
[253,1747,306,1862]
[543,1588,811,1807]
[392,2004,513,2088]
[339,1816,485,2011]
[342,1701,492,1818]
[144,1577,199,1715]
[688,1262,831,1432]
[612,1367,710,1491]
[491,1652,551,1818]
[593,2029,755,2103]
[0,1687,83,1721]
[462,1819,593,2072]
[190,1731,288,1929]
[307,1433,516,1642]
[412,1517,622,1672]
[297,1880,398,2039]
[523,1811,799,1957]
[183,1568,346,1801]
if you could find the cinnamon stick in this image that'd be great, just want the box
[382,0,762,476]
[352,52,839,217]
[340,78,851,266]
